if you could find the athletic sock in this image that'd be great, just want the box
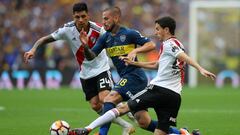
[145,120,158,132]
[169,126,181,134]
[112,117,132,128]
[99,102,116,135]
[86,108,120,130]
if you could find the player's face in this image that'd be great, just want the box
[155,23,165,41]
[102,10,116,32]
[73,11,89,30]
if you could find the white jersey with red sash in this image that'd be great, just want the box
[51,21,110,79]
[150,37,185,94]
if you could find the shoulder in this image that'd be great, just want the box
[168,38,184,49]
[125,28,143,36]
[163,38,184,52]
[64,21,75,27]
[89,21,102,33]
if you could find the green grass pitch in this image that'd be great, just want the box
[0,86,239,135]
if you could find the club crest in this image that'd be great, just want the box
[120,35,126,42]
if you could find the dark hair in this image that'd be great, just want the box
[155,16,176,35]
[72,2,88,13]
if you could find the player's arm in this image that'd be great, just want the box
[120,56,158,69]
[177,52,216,80]
[79,28,105,60]
[128,41,156,60]
[23,35,55,63]
[127,30,156,60]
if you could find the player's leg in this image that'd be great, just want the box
[97,71,134,135]
[154,129,168,135]
[80,77,103,112]
[153,86,181,135]
[68,103,131,135]
[127,85,159,132]
[99,90,123,135]
[134,110,157,132]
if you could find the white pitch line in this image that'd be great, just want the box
[0,106,5,111]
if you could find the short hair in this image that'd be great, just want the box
[155,16,176,35]
[72,2,88,13]
[103,6,121,18]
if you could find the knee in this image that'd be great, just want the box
[103,91,122,104]
[137,119,149,129]
[90,102,102,112]
[134,112,151,129]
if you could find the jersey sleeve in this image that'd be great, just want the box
[100,27,106,36]
[129,29,151,46]
[51,26,66,40]
[91,33,106,55]
[165,42,184,58]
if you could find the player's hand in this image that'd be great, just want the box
[199,68,216,80]
[127,50,137,61]
[79,28,88,46]
[23,49,35,64]
[119,56,135,66]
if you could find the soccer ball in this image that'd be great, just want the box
[50,120,70,135]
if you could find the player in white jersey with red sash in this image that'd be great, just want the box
[69,16,216,135]
[23,2,134,135]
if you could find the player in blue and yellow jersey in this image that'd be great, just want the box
[68,6,158,135]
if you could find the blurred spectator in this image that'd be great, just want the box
[0,0,239,76]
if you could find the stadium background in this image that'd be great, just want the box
[0,0,240,135]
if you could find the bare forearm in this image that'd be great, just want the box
[132,61,158,69]
[32,35,55,51]
[83,45,96,60]
[135,41,156,53]
[178,52,203,71]
[185,56,203,71]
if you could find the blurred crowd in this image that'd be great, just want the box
[0,0,239,74]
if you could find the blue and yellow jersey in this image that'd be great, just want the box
[92,26,150,77]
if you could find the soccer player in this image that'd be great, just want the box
[68,16,215,135]
[23,2,134,135]
[69,6,161,135]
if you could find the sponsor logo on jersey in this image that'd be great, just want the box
[171,45,179,52]
[106,44,135,57]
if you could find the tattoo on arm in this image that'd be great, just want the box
[83,45,96,60]
[32,35,56,50]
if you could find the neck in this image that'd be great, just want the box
[111,24,120,35]
[163,35,175,41]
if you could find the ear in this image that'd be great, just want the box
[113,16,119,23]
[164,27,170,34]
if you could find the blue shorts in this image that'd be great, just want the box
[113,69,148,101]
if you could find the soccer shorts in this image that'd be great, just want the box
[80,70,113,101]
[127,85,181,133]
[113,69,148,101]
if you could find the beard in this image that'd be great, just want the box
[106,23,116,32]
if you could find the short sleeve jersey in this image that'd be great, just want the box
[51,21,110,79]
[150,37,185,94]
[92,26,150,77]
